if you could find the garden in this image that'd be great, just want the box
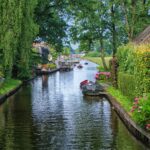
[108,43,150,131]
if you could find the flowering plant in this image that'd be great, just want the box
[130,94,150,131]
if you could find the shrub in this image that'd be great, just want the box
[131,94,150,129]
[134,46,150,96]
[0,65,4,78]
[117,44,135,74]
[118,72,136,100]
[97,66,107,72]
[117,43,150,97]
[47,63,56,70]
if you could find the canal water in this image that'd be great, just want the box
[0,61,148,150]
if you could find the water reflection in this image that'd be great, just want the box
[0,61,148,150]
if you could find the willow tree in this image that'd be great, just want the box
[0,0,38,79]
[15,0,38,79]
[0,0,22,77]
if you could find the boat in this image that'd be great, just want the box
[77,64,83,68]
[80,80,104,96]
[84,62,88,65]
[80,80,89,88]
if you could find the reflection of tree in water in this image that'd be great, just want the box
[0,61,147,150]
[41,47,49,64]
[110,110,146,150]
[67,98,113,149]
[42,75,48,88]
[0,87,35,149]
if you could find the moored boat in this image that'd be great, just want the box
[80,80,104,96]
[77,64,83,68]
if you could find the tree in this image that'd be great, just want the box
[120,0,150,40]
[0,0,38,79]
[35,0,68,52]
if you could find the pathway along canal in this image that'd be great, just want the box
[0,61,148,150]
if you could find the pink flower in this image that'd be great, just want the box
[133,101,138,105]
[134,97,139,101]
[146,124,150,130]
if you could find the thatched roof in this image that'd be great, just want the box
[133,26,150,44]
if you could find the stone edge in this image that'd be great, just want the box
[104,93,150,147]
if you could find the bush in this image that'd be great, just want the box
[97,66,107,72]
[134,45,150,96]
[47,63,57,70]
[131,94,150,129]
[117,43,150,97]
[118,72,136,100]
[0,65,4,78]
[117,44,135,74]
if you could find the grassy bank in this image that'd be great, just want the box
[83,56,112,68]
[0,79,22,96]
[107,86,132,112]
[107,86,150,131]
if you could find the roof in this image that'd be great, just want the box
[133,26,150,44]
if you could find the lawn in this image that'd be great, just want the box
[83,56,112,68]
[0,79,22,96]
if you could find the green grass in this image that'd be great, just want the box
[0,79,22,96]
[107,86,133,112]
[83,56,112,68]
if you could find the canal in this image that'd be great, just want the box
[0,61,148,150]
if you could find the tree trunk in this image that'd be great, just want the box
[143,0,146,4]
[88,39,92,51]
[111,4,117,55]
[99,39,108,71]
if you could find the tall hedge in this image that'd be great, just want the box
[134,45,150,96]
[117,44,150,98]
[118,72,135,100]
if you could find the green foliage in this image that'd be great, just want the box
[97,66,107,72]
[132,95,150,128]
[63,47,70,56]
[117,44,150,97]
[134,46,150,96]
[107,87,132,112]
[0,0,38,79]
[0,79,21,95]
[120,0,150,40]
[118,72,136,100]
[0,65,4,78]
[47,63,57,70]
[35,0,67,52]
[86,51,100,57]
[117,44,135,74]
[50,47,58,61]
[108,87,150,130]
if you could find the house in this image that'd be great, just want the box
[133,26,150,44]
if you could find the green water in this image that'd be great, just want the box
[0,61,148,150]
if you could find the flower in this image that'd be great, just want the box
[146,124,150,130]
[134,97,140,101]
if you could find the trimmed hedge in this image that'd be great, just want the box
[134,47,150,96]
[117,44,150,98]
[118,72,135,100]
